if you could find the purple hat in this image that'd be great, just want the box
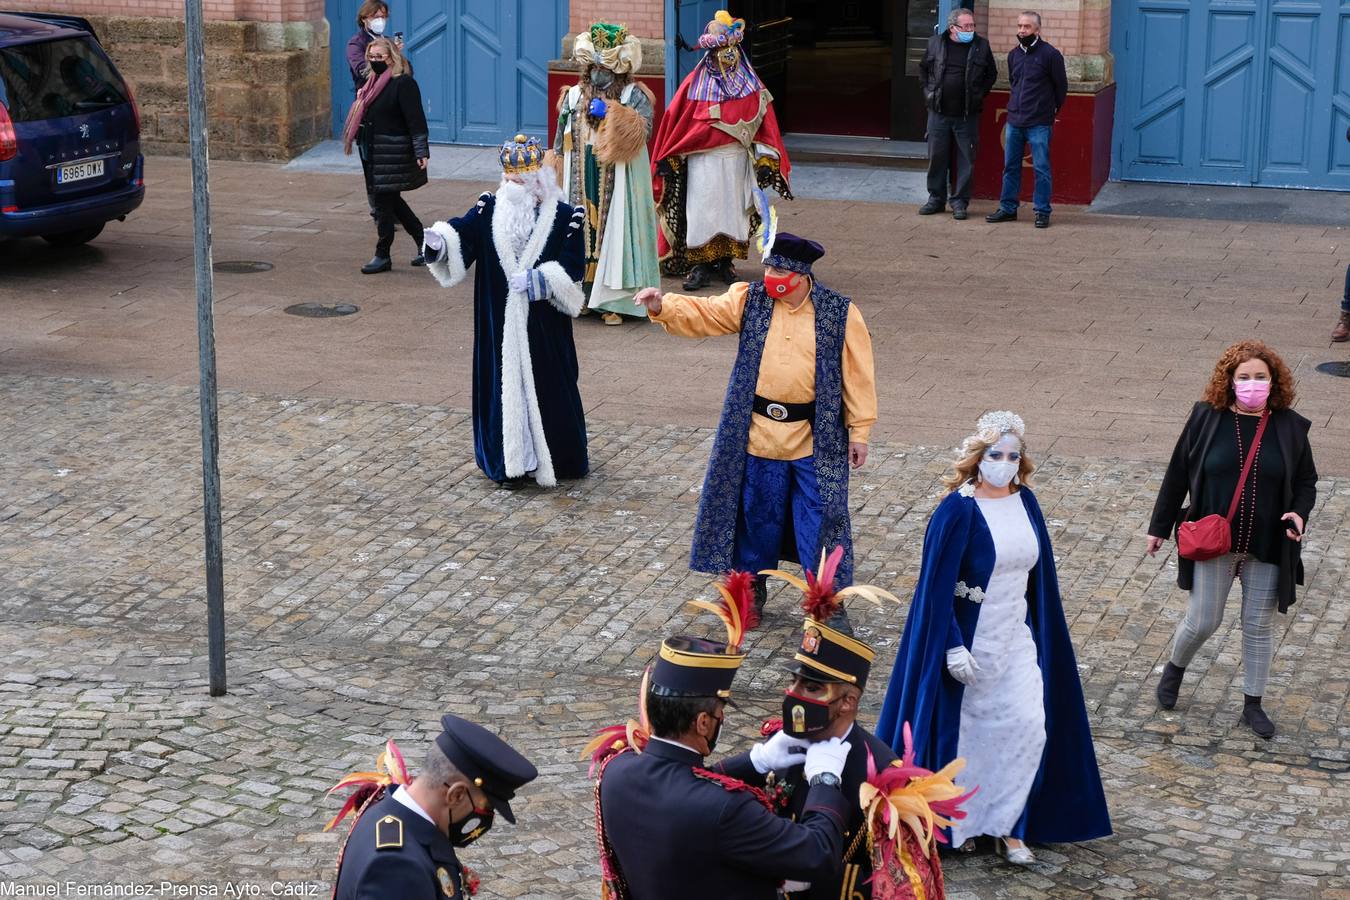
[765,232,825,275]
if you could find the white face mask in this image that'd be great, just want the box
[367,16,387,35]
[978,434,1022,488]
[978,459,1018,488]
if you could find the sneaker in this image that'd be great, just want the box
[952,205,968,221]
[1333,310,1350,342]
[361,256,392,274]
[918,198,946,215]
[985,208,1017,223]
[1034,213,1050,229]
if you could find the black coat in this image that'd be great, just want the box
[1149,401,1318,612]
[599,739,850,900]
[358,74,430,195]
[1005,39,1068,127]
[333,792,464,899]
[919,32,998,117]
[717,725,898,900]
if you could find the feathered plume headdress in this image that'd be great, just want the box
[580,667,653,775]
[323,738,412,833]
[860,722,975,897]
[762,546,900,623]
[752,185,778,261]
[686,569,761,651]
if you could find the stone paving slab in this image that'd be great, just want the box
[1,375,1347,897]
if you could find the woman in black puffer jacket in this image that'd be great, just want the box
[342,37,428,274]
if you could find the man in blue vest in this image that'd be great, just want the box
[986,10,1068,229]
[635,234,877,618]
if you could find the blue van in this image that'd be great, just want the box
[0,11,143,246]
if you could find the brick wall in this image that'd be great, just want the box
[985,0,1113,87]
[569,0,664,40]
[4,0,323,23]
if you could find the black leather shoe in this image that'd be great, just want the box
[1242,698,1275,739]
[952,205,968,221]
[1034,213,1050,229]
[918,198,945,215]
[752,575,768,618]
[714,257,738,285]
[985,208,1017,223]
[1156,662,1185,709]
[682,264,713,291]
[410,254,426,267]
[361,256,392,274]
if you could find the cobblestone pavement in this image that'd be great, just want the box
[1,374,1347,898]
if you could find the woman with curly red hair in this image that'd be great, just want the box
[1146,340,1318,738]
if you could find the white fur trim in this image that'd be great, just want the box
[489,200,562,488]
[536,261,584,317]
[425,221,466,288]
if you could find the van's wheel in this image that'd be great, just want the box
[41,224,105,247]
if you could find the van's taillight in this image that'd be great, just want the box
[0,102,16,162]
[125,82,141,135]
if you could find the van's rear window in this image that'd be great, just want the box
[0,36,127,122]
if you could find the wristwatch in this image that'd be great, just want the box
[809,772,841,788]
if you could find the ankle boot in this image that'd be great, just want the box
[1156,661,1185,709]
[752,575,767,617]
[1241,695,1275,739]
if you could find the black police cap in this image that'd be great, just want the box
[435,715,538,824]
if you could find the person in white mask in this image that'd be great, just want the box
[347,1,396,91]
[876,410,1110,865]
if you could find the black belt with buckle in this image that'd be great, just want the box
[752,394,815,423]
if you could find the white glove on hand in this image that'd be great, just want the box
[946,646,980,686]
[749,730,809,775]
[422,229,445,261]
[508,271,529,293]
[803,737,850,782]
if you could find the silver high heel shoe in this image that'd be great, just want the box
[995,836,1035,866]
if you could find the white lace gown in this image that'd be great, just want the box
[951,492,1048,846]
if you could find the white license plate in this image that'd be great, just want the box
[57,159,105,184]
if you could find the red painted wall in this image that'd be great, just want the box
[973,83,1116,205]
[545,71,668,152]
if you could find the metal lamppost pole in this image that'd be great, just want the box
[184,0,227,695]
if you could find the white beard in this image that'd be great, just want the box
[495,180,538,259]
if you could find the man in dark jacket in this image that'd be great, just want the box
[918,8,999,220]
[986,11,1067,229]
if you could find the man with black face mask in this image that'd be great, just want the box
[712,560,901,900]
[332,715,537,899]
[594,585,853,900]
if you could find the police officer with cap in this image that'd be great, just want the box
[593,579,854,900]
[334,715,538,899]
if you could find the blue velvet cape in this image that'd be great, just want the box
[875,486,1111,843]
[445,194,589,484]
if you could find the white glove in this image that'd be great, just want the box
[749,730,809,775]
[803,737,850,782]
[508,271,528,293]
[946,646,980,686]
[422,229,445,261]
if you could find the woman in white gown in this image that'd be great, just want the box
[877,411,1111,864]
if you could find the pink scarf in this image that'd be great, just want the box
[342,68,392,155]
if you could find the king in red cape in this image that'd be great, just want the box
[650,10,791,291]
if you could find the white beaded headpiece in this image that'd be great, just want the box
[975,410,1025,442]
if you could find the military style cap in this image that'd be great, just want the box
[789,619,876,690]
[435,715,538,823]
[650,635,745,699]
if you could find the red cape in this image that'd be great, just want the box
[650,68,791,211]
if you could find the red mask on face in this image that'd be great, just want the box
[764,271,799,298]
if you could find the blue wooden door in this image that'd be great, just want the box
[669,0,725,87]
[328,0,567,144]
[1116,0,1350,189]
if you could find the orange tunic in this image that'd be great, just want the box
[652,282,877,461]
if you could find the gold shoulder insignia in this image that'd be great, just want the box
[375,814,404,850]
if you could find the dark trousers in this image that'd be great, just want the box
[1342,262,1350,313]
[925,111,980,206]
[368,190,424,258]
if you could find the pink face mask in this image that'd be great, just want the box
[1233,379,1271,409]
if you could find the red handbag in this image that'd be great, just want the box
[1177,412,1268,561]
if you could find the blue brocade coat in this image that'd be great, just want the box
[875,486,1111,844]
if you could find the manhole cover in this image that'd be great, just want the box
[213,260,273,274]
[284,302,359,318]
[1315,361,1350,378]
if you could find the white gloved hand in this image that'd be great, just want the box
[946,646,980,686]
[422,229,445,261]
[803,737,850,782]
[508,271,529,293]
[749,730,809,775]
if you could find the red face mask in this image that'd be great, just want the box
[764,271,800,298]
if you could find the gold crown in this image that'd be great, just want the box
[500,134,543,174]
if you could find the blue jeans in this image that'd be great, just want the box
[1000,124,1053,216]
[1342,262,1349,313]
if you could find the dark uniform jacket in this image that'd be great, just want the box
[599,739,850,899]
[334,792,463,900]
[717,726,898,900]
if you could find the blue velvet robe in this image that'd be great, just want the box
[429,192,589,486]
[875,486,1111,843]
